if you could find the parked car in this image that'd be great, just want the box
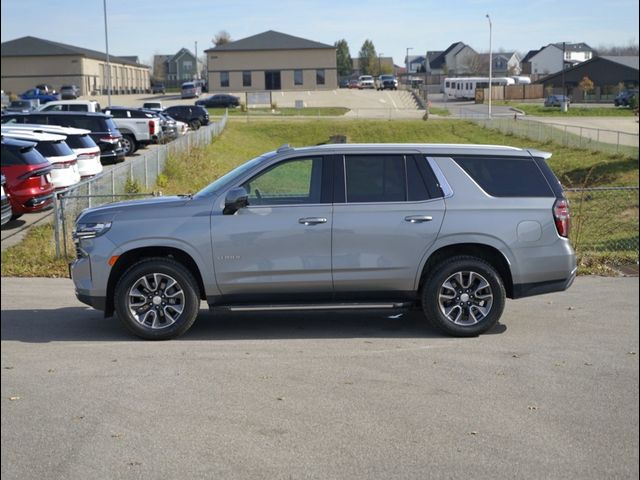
[339,79,350,88]
[163,105,209,130]
[150,83,166,94]
[375,75,398,90]
[39,100,101,112]
[102,107,162,155]
[4,100,39,113]
[70,143,576,340]
[2,124,103,178]
[1,174,12,226]
[60,85,80,100]
[1,129,80,190]
[20,88,59,104]
[1,90,9,108]
[142,101,164,112]
[35,84,57,95]
[195,94,240,108]
[1,112,125,164]
[161,113,188,136]
[544,95,570,107]
[613,90,638,107]
[0,136,54,219]
[348,79,359,89]
[358,75,375,89]
[180,81,201,99]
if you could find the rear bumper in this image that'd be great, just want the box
[512,267,577,299]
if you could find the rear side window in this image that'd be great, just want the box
[1,145,47,166]
[68,105,88,112]
[64,134,96,149]
[345,155,405,203]
[452,156,554,197]
[36,141,75,158]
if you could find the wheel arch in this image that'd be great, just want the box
[105,246,206,317]
[417,243,514,298]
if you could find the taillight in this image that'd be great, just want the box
[553,198,571,237]
[100,135,120,144]
[149,120,155,135]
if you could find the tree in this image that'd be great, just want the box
[358,40,377,75]
[335,39,353,77]
[213,30,231,47]
[579,76,595,99]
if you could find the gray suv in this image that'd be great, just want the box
[71,144,576,339]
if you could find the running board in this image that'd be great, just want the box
[219,302,412,313]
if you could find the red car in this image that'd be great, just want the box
[1,136,54,219]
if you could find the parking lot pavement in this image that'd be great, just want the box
[1,276,638,479]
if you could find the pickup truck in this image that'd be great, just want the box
[19,88,60,104]
[102,107,161,156]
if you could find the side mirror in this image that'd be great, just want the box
[223,187,249,215]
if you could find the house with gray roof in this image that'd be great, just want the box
[153,48,204,88]
[204,30,337,92]
[1,36,150,95]
[522,42,596,80]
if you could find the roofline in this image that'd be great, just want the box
[538,55,639,83]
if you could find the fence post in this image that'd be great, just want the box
[157,148,161,179]
[60,197,68,258]
[53,193,61,258]
[144,154,148,189]
[88,181,92,209]
[111,169,115,201]
[617,131,620,153]
[579,127,583,148]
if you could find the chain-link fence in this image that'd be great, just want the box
[53,113,228,258]
[463,114,639,158]
[566,186,639,257]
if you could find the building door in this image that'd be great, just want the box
[265,71,281,90]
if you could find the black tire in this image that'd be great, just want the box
[114,257,200,340]
[189,119,201,130]
[421,255,505,337]
[121,134,137,156]
[9,213,23,221]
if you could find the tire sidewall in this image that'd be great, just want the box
[114,259,200,340]
[422,256,505,337]
[122,135,135,156]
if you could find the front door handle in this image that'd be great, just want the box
[298,217,327,226]
[404,215,433,223]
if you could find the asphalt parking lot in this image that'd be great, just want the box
[1,276,638,480]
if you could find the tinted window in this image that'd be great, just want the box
[242,71,251,87]
[108,110,128,118]
[64,134,96,149]
[345,155,405,203]
[1,145,48,166]
[242,157,323,205]
[68,104,89,112]
[452,156,554,197]
[36,141,74,158]
[220,72,229,87]
[406,156,430,201]
[316,69,325,85]
[294,70,303,85]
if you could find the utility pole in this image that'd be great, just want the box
[423,50,429,120]
[103,0,112,106]
[195,41,198,79]
[406,47,413,87]
[486,14,492,119]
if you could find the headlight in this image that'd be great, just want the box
[73,222,112,240]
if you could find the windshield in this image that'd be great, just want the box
[195,151,276,199]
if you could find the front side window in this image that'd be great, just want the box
[294,69,303,86]
[316,69,325,85]
[243,71,252,87]
[241,157,323,206]
[220,72,229,87]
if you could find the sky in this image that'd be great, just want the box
[1,0,639,67]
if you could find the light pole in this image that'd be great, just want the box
[378,53,383,76]
[486,14,492,118]
[406,47,413,87]
[103,0,112,106]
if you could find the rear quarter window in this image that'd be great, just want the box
[1,145,48,166]
[452,156,554,197]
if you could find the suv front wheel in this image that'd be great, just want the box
[422,256,505,337]
[114,258,200,340]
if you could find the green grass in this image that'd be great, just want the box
[428,107,450,117]
[494,101,635,117]
[2,119,637,277]
[206,107,350,117]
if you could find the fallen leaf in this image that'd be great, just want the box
[3,366,14,370]
[512,354,520,358]
[9,396,20,401]
[584,362,593,366]
[627,352,637,355]
[567,306,575,310]
[48,369,56,373]
[468,431,478,435]
[111,433,122,438]
[528,405,538,411]
[342,381,353,385]
[276,397,285,401]
[127,461,142,466]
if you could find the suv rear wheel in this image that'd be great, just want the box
[121,134,137,156]
[189,119,201,130]
[114,258,200,340]
[421,256,505,337]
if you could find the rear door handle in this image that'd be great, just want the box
[298,217,327,225]
[404,215,433,223]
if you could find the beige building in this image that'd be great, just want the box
[1,36,150,96]
[205,31,337,92]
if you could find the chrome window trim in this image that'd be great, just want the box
[426,156,454,198]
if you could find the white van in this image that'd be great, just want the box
[39,100,101,113]
[180,82,201,99]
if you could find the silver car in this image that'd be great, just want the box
[71,144,576,340]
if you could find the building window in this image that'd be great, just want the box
[243,71,252,87]
[220,71,229,87]
[316,69,325,85]
[294,69,303,86]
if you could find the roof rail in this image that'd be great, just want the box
[277,144,292,153]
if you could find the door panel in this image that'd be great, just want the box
[332,200,445,291]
